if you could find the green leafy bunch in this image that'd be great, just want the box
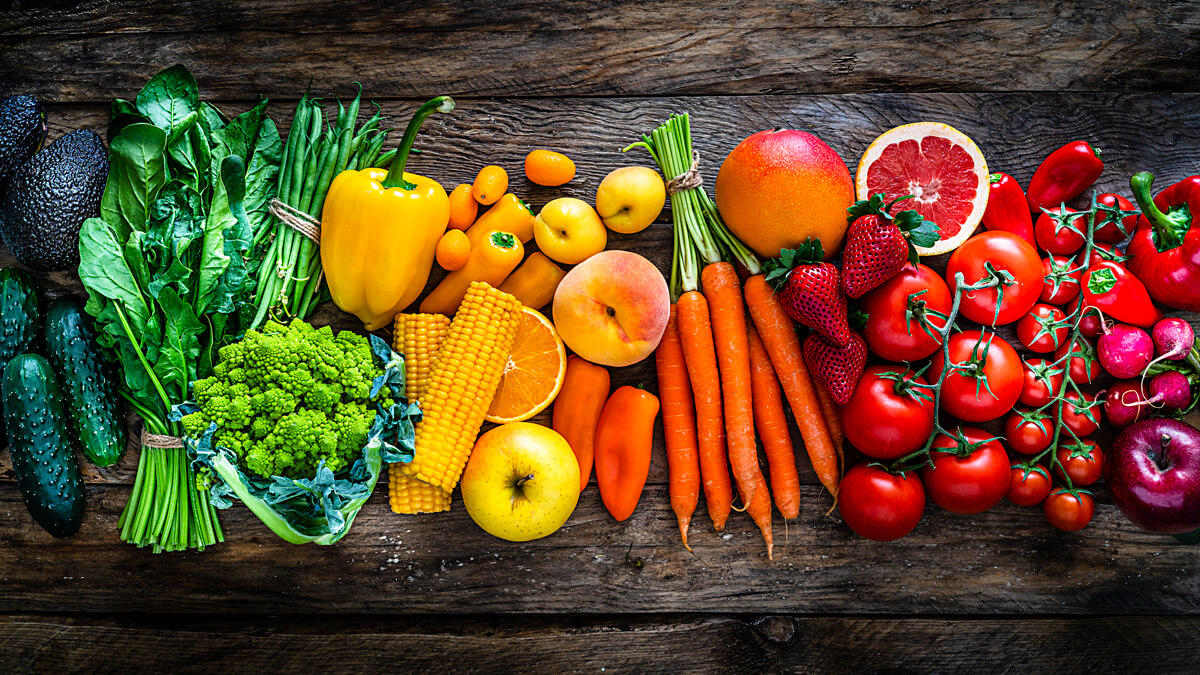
[181,318,395,480]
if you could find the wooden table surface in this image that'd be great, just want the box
[3,2,1200,672]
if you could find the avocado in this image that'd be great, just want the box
[0,95,46,187]
[0,129,108,271]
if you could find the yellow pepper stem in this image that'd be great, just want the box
[383,96,456,189]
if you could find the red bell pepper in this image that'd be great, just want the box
[981,172,1035,244]
[1081,259,1163,329]
[1126,171,1200,313]
[594,386,659,522]
[1026,141,1103,213]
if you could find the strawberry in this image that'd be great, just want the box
[802,329,868,405]
[840,194,940,298]
[765,239,853,346]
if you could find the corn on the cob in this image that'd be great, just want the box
[390,313,454,514]
[401,282,521,491]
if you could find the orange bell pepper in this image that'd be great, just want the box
[420,230,523,314]
[594,386,660,521]
[552,356,611,492]
[465,193,536,245]
[498,252,566,309]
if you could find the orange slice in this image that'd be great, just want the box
[855,122,989,256]
[485,307,567,424]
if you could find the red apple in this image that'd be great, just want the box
[1106,418,1200,534]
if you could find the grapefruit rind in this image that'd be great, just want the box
[855,122,989,257]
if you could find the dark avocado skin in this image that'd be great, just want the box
[0,267,40,446]
[0,129,109,271]
[44,296,126,467]
[0,95,47,187]
[3,354,86,538]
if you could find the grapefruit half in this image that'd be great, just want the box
[855,122,989,256]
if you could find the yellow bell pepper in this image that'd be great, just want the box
[322,96,455,330]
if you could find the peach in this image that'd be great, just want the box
[552,250,669,367]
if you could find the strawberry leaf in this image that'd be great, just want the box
[846,193,889,223]
[894,209,940,263]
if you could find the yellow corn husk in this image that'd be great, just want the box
[392,313,451,401]
[401,281,520,491]
[390,313,454,514]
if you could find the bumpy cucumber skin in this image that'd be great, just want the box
[3,354,85,537]
[44,296,125,467]
[0,267,39,443]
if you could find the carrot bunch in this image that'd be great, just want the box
[629,114,843,559]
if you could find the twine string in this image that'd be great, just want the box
[666,151,702,195]
[269,198,321,242]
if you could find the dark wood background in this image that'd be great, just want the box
[3,1,1200,672]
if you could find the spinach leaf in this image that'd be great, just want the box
[101,123,168,239]
[78,217,151,335]
[135,64,200,139]
[144,181,205,301]
[194,156,244,314]
[243,119,282,242]
[153,287,204,402]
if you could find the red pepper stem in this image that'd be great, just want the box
[1131,171,1188,250]
[383,96,455,189]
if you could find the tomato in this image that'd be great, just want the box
[1003,407,1054,455]
[1034,206,1086,255]
[1092,193,1137,244]
[1019,358,1064,407]
[1016,303,1069,353]
[1068,296,1104,338]
[859,264,952,362]
[1008,465,1052,506]
[920,427,1012,514]
[1054,338,1101,384]
[1058,391,1102,438]
[1043,489,1095,531]
[1089,242,1126,267]
[1039,254,1081,306]
[928,330,1022,422]
[838,463,925,541]
[841,366,935,460]
[1055,438,1104,486]
[945,231,1044,326]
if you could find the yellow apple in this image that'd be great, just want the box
[461,423,580,542]
[533,197,607,265]
[595,166,666,234]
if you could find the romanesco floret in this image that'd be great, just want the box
[182,318,394,480]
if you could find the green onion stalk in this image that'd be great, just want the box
[250,88,391,328]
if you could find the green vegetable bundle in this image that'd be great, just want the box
[181,319,419,544]
[78,64,282,552]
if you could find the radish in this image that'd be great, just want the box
[1149,370,1192,412]
[1104,380,1151,429]
[1151,317,1194,361]
[1097,323,1154,379]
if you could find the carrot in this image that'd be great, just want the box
[743,274,840,498]
[747,323,801,520]
[675,290,733,531]
[655,306,701,550]
[702,262,773,558]
[813,380,846,478]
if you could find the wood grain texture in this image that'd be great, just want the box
[3,482,1199,615]
[5,613,1200,674]
[2,2,1198,101]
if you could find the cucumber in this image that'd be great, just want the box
[3,354,85,537]
[0,267,39,443]
[44,296,125,467]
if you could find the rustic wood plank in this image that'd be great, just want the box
[2,2,1198,101]
[4,613,1200,674]
[3,482,1199,615]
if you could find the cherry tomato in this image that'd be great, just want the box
[1054,338,1101,384]
[920,427,1012,514]
[1008,465,1052,506]
[1058,391,1102,438]
[1016,303,1069,353]
[1068,296,1105,338]
[1092,193,1137,244]
[1043,489,1095,531]
[1003,407,1054,455]
[841,366,936,460]
[838,463,926,541]
[1040,254,1081,306]
[1019,358,1064,407]
[928,330,1023,422]
[1088,242,1126,267]
[1055,438,1104,486]
[945,231,1043,326]
[1035,206,1086,256]
[859,264,952,362]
